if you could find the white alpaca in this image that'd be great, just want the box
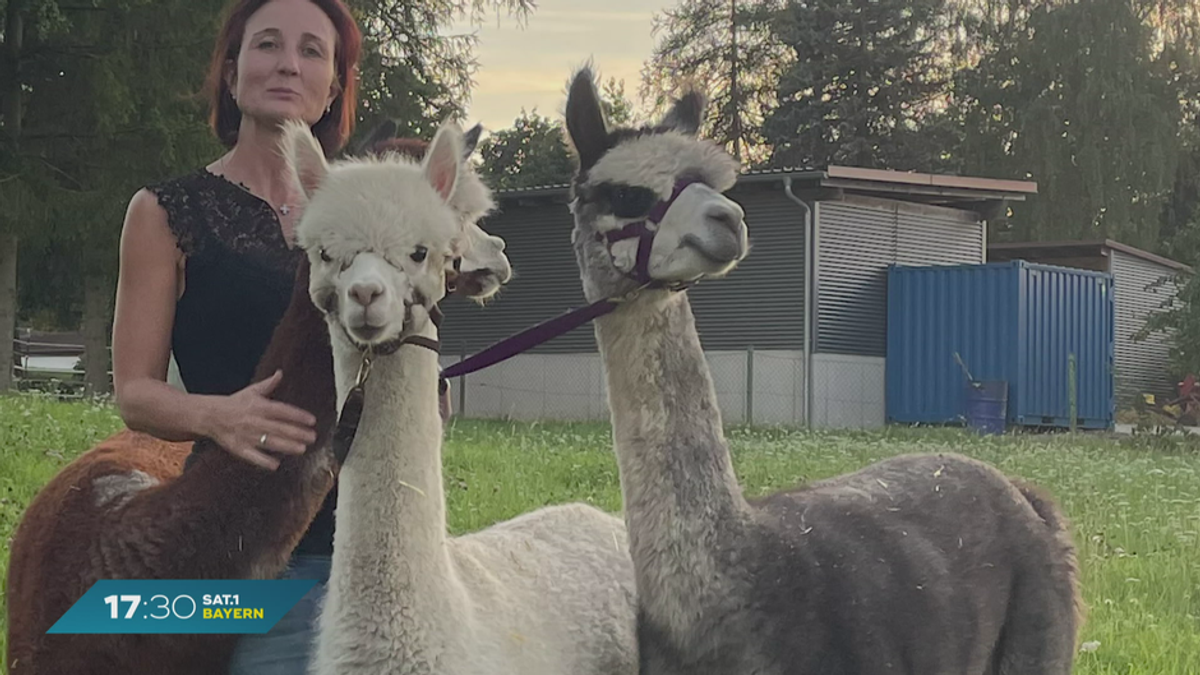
[280,120,638,675]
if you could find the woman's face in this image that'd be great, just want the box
[230,0,339,128]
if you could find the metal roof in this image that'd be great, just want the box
[989,239,1192,273]
[494,165,1039,208]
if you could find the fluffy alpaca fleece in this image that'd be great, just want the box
[282,119,637,675]
[4,128,511,675]
[564,66,1083,675]
[355,121,511,300]
[4,257,336,675]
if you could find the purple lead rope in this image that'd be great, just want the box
[439,176,704,384]
[439,298,619,382]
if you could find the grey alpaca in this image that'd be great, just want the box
[561,65,1085,675]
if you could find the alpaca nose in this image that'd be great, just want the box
[706,201,745,235]
[349,281,384,308]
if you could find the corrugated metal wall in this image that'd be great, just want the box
[887,261,1114,429]
[437,186,808,355]
[1017,263,1115,427]
[439,201,595,355]
[887,263,1019,424]
[816,199,984,356]
[1111,250,1179,402]
[690,188,807,349]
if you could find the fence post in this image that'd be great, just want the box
[11,334,28,387]
[458,342,467,418]
[746,345,754,426]
[1068,353,1077,433]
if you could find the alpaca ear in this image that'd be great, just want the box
[565,67,609,171]
[423,122,463,203]
[280,119,328,198]
[462,123,483,158]
[660,89,705,136]
[353,118,398,157]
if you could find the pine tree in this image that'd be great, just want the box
[762,0,952,171]
[951,0,1188,247]
[642,0,783,163]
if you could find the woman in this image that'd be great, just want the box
[109,0,361,671]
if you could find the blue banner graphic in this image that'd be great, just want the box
[47,579,318,634]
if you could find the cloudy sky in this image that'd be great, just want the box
[451,0,676,132]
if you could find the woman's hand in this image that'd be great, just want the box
[204,370,318,470]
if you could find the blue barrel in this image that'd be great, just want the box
[965,381,1008,434]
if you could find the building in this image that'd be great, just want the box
[988,239,1190,405]
[437,166,1038,428]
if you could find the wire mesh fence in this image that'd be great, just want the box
[10,337,885,429]
[10,337,109,399]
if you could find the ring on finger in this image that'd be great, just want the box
[259,433,269,446]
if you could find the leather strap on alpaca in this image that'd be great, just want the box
[332,305,445,466]
[439,295,622,384]
[334,178,708,465]
[437,179,704,388]
[599,177,703,284]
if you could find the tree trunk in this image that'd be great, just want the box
[82,272,113,396]
[3,2,25,392]
[0,234,16,391]
[729,0,742,163]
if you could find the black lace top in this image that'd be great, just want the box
[146,170,301,395]
[145,169,334,555]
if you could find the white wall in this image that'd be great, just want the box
[441,349,886,430]
[809,353,886,429]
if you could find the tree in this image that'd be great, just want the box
[477,79,648,187]
[761,0,954,172]
[477,109,574,190]
[346,0,535,145]
[2,0,77,391]
[477,80,639,189]
[599,76,636,127]
[947,0,1195,248]
[2,0,26,390]
[642,0,784,164]
[8,0,224,392]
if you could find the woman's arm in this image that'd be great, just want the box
[110,189,316,470]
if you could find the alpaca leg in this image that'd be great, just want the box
[226,554,331,675]
[993,570,1079,675]
[995,484,1082,675]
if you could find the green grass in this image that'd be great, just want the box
[3,392,1200,674]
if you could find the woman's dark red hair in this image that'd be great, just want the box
[204,0,361,158]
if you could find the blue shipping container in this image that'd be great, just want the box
[887,260,1114,430]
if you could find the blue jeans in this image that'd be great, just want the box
[227,553,331,675]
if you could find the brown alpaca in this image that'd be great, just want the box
[4,127,506,675]
[5,258,337,675]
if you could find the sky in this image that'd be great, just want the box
[450,0,677,132]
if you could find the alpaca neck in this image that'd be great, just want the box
[152,269,336,579]
[594,290,748,583]
[330,323,456,598]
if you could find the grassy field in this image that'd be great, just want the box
[3,392,1199,674]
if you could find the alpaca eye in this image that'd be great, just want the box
[319,248,333,263]
[411,246,428,263]
[610,186,658,219]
